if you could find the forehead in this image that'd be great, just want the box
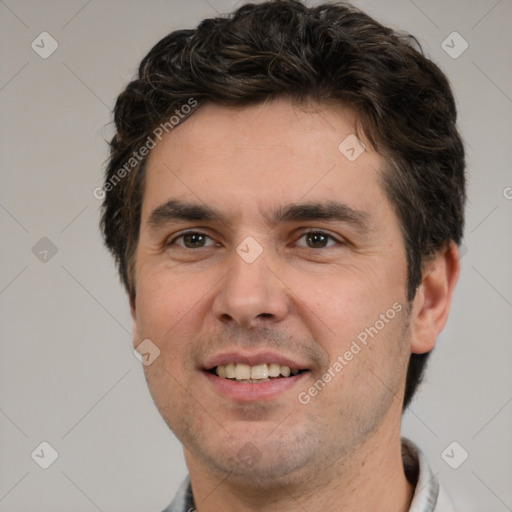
[142,99,389,224]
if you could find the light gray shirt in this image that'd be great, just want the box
[162,438,455,512]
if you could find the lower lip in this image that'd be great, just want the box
[203,371,309,402]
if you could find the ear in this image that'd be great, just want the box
[409,241,460,354]
[130,295,140,349]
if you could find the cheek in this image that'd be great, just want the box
[134,264,214,349]
[287,263,405,343]
[135,283,175,338]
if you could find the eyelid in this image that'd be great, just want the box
[166,229,216,247]
[294,229,345,247]
[165,228,346,249]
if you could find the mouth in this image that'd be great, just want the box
[202,353,311,401]
[207,363,309,383]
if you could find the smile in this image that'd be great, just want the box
[211,363,307,382]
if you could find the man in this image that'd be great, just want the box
[100,1,465,510]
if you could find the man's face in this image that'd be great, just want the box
[131,99,412,483]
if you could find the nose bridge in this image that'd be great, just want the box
[213,241,288,328]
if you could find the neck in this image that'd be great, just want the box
[184,425,414,512]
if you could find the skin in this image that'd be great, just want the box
[130,98,460,512]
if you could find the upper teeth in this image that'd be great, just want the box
[215,363,300,380]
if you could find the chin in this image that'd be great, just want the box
[184,422,322,485]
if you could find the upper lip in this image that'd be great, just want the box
[203,351,309,371]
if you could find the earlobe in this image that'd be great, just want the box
[410,241,460,354]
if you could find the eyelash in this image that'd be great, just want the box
[166,230,343,249]
[166,231,217,249]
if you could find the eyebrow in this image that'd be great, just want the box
[147,200,222,228]
[146,199,371,233]
[270,201,370,230]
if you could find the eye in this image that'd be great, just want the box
[167,231,217,249]
[296,231,340,249]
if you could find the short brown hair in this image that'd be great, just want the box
[100,0,466,409]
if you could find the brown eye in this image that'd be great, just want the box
[297,231,338,249]
[168,231,215,249]
[307,232,328,248]
[182,233,206,248]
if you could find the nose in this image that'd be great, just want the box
[212,247,290,330]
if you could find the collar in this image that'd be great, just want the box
[402,438,456,511]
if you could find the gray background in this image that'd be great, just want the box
[1,0,511,510]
